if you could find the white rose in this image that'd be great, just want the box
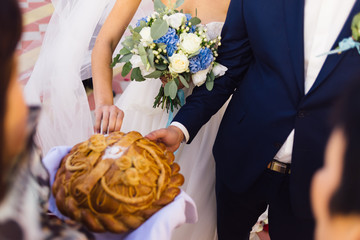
[212,63,228,77]
[129,55,144,68]
[169,53,189,73]
[166,13,186,29]
[139,27,153,43]
[192,67,211,87]
[180,33,202,54]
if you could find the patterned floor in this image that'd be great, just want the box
[18,0,52,83]
[19,0,129,110]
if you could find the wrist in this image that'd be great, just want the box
[168,125,184,143]
[96,100,113,108]
[94,90,114,107]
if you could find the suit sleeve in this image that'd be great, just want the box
[173,0,253,143]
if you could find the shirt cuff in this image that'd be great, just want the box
[170,122,190,143]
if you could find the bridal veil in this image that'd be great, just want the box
[24,0,153,154]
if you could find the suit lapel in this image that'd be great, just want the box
[307,0,360,95]
[283,0,305,96]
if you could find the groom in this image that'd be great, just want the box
[147,0,360,239]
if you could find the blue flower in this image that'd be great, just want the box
[154,28,179,56]
[189,26,197,33]
[136,17,148,27]
[185,14,192,22]
[185,14,196,33]
[189,48,214,73]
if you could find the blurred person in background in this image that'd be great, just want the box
[0,0,92,238]
[312,79,360,240]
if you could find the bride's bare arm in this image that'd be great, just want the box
[92,0,142,134]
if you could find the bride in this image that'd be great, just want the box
[25,0,268,239]
[92,1,229,239]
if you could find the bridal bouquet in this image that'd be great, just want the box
[111,0,227,112]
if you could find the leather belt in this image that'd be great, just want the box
[267,159,291,174]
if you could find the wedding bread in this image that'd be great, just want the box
[52,131,184,233]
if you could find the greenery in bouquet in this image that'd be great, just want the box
[111,0,227,112]
[320,12,360,57]
[351,12,360,42]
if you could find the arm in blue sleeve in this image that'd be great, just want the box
[173,0,253,143]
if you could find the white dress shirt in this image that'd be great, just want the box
[173,0,356,163]
[274,0,356,163]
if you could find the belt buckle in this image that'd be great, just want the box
[267,160,291,174]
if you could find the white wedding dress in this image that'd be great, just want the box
[24,0,227,237]
[116,22,227,240]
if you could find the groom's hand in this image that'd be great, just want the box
[146,126,184,152]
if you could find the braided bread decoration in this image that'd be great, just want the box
[52,131,184,233]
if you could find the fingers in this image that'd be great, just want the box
[108,107,124,133]
[146,128,182,152]
[108,110,117,133]
[94,105,124,134]
[94,109,103,134]
[101,110,110,134]
[145,128,168,141]
[114,110,124,132]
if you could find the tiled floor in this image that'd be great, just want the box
[19,0,129,110]
[18,0,52,83]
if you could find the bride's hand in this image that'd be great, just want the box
[146,126,184,152]
[94,105,124,134]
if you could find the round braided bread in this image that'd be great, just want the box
[52,131,184,233]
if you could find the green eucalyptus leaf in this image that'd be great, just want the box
[209,71,215,81]
[155,63,168,71]
[134,25,144,33]
[122,37,135,50]
[147,49,155,68]
[157,43,167,50]
[179,75,189,88]
[145,70,163,78]
[206,79,214,91]
[151,19,169,40]
[131,67,145,81]
[119,47,131,55]
[111,53,121,67]
[140,20,147,27]
[121,62,132,77]
[159,55,169,63]
[169,80,178,99]
[183,72,191,82]
[174,77,180,86]
[154,0,166,12]
[164,82,171,96]
[190,17,201,26]
[132,31,141,41]
[138,45,148,66]
[138,45,147,56]
[174,0,184,9]
[119,53,133,63]
[188,50,201,58]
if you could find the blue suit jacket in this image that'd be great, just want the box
[174,0,360,217]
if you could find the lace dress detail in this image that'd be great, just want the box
[206,22,224,40]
